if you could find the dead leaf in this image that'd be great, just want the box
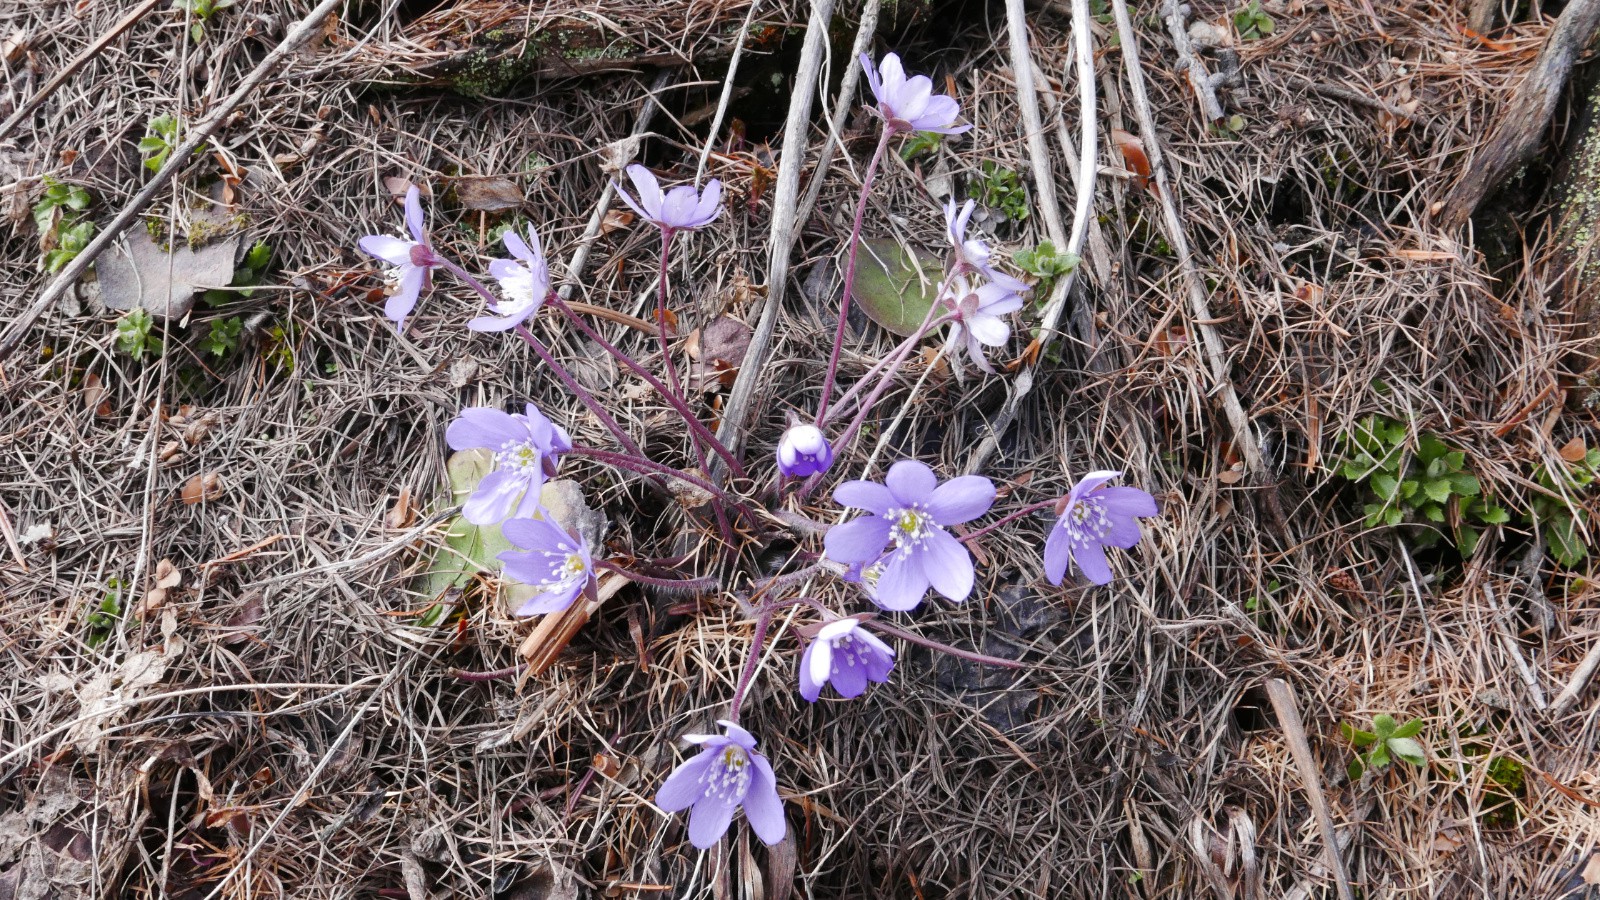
[600,209,634,234]
[65,649,172,754]
[1583,851,1600,885]
[1293,282,1324,305]
[97,223,238,319]
[386,487,414,530]
[82,372,111,416]
[687,315,752,391]
[592,753,621,778]
[19,522,53,546]
[382,176,415,200]
[454,176,523,211]
[1218,468,1244,485]
[1111,129,1151,191]
[2,28,28,63]
[181,472,223,505]
[1559,437,1587,463]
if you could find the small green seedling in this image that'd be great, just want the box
[1343,714,1425,780]
[115,309,163,360]
[33,177,97,272]
[1012,240,1080,295]
[1335,416,1507,555]
[979,162,1030,223]
[1531,448,1600,568]
[199,317,243,357]
[87,578,125,648]
[139,115,187,172]
[172,0,235,43]
[204,240,275,305]
[1234,0,1275,40]
[900,132,943,163]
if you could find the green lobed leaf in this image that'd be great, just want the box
[1373,714,1397,738]
[849,237,943,338]
[1391,718,1423,739]
[1423,479,1453,503]
[1387,737,1425,766]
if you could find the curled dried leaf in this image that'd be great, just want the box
[181,471,224,505]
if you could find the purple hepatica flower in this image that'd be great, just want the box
[861,52,973,136]
[445,404,573,525]
[358,185,439,330]
[798,617,895,702]
[616,164,722,234]
[941,275,1025,375]
[471,225,550,332]
[776,423,834,478]
[497,517,595,616]
[1043,470,1160,586]
[824,460,995,610]
[944,198,1030,296]
[656,720,786,850]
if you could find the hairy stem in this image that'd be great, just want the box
[959,499,1059,544]
[727,606,776,721]
[815,127,895,422]
[547,293,747,479]
[864,619,1029,669]
[596,559,719,592]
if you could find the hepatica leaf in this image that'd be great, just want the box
[850,237,942,337]
[418,449,532,605]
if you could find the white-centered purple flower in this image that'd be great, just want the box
[798,617,895,702]
[616,164,722,234]
[445,404,573,525]
[656,720,786,850]
[497,517,595,616]
[823,460,995,610]
[1043,470,1159,586]
[358,185,439,330]
[861,52,972,136]
[941,275,1025,375]
[944,198,1030,296]
[776,423,833,478]
[471,224,550,332]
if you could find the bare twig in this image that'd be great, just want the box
[1163,0,1228,125]
[1265,678,1356,900]
[1483,582,1548,711]
[1109,0,1266,476]
[966,0,1098,474]
[713,0,837,471]
[0,0,346,362]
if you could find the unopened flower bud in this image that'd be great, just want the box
[776,424,833,478]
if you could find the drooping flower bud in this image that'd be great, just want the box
[776,423,834,478]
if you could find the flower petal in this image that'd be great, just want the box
[965,314,1010,347]
[872,549,930,611]
[919,528,975,602]
[1071,540,1113,585]
[832,480,895,514]
[718,720,759,750]
[462,469,525,525]
[446,407,523,450]
[385,266,426,328]
[831,656,868,698]
[1097,486,1158,518]
[823,516,892,564]
[805,639,834,699]
[694,179,723,227]
[924,475,996,525]
[502,229,533,264]
[798,641,823,702]
[1043,526,1070,586]
[656,751,712,812]
[687,796,736,849]
[403,185,426,242]
[1069,470,1123,504]
[467,311,529,332]
[358,235,415,266]
[625,164,663,218]
[513,580,582,617]
[742,754,787,846]
[884,459,937,505]
[858,632,897,682]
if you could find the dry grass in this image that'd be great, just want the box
[2,0,1599,897]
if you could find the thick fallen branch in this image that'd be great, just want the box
[1436,0,1600,227]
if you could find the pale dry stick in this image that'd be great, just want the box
[713,0,836,470]
[0,0,346,362]
[794,0,882,228]
[557,69,670,302]
[694,0,762,185]
[0,495,25,573]
[1482,583,1549,710]
[965,0,1097,474]
[0,679,383,772]
[0,0,165,141]
[1162,0,1227,125]
[1108,0,1266,477]
[1552,636,1600,715]
[1264,678,1356,900]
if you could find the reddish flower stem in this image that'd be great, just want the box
[863,619,1029,669]
[815,127,894,422]
[958,499,1059,544]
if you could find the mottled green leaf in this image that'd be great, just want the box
[850,237,942,337]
